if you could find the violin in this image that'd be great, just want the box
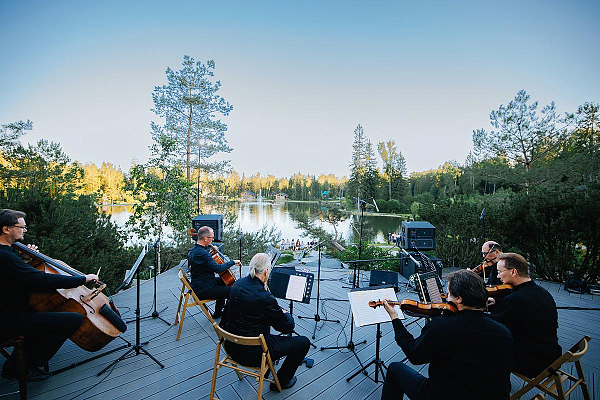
[13,242,125,352]
[368,299,457,318]
[470,258,496,275]
[486,284,513,298]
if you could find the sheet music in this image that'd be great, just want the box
[348,287,404,328]
[285,275,307,302]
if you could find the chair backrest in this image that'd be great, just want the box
[212,323,268,353]
[565,335,590,362]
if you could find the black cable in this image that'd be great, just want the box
[557,306,600,311]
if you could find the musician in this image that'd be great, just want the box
[488,252,561,378]
[381,270,513,400]
[188,226,241,319]
[471,241,502,286]
[223,253,310,391]
[0,209,99,381]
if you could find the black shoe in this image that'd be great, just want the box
[270,375,297,391]
[1,362,15,380]
[27,367,51,382]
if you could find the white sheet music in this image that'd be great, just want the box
[286,275,307,302]
[348,287,404,327]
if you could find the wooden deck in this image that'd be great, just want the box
[2,252,599,399]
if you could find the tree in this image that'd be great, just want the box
[377,140,407,200]
[151,55,233,181]
[472,90,561,188]
[126,132,194,272]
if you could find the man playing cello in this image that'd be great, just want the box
[0,209,99,381]
[188,226,241,319]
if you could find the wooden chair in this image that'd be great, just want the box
[0,336,27,400]
[510,336,591,400]
[173,268,215,341]
[210,322,281,400]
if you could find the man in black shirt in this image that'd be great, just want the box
[0,209,99,381]
[381,270,513,400]
[489,252,561,378]
[471,241,503,286]
[188,226,241,319]
[224,253,310,391]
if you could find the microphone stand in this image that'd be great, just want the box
[320,198,370,371]
[133,238,170,326]
[298,240,340,339]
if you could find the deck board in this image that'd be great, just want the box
[2,252,599,399]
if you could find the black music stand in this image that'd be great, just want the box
[298,240,340,339]
[131,239,170,326]
[98,245,165,376]
[346,285,401,383]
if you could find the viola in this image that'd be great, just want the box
[13,242,125,352]
[368,299,457,318]
[470,258,496,275]
[486,284,513,298]
[208,244,237,287]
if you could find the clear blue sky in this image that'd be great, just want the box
[1,0,598,178]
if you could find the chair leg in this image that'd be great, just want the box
[210,344,221,400]
[174,284,185,325]
[176,293,190,341]
[14,339,27,400]
[574,361,591,400]
[257,356,266,400]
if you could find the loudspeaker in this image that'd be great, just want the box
[400,252,443,280]
[400,221,436,250]
[192,214,224,242]
[369,270,399,293]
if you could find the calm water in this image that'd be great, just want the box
[102,202,405,244]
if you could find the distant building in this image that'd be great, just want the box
[274,192,289,201]
[240,190,256,200]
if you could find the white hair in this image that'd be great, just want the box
[249,253,271,278]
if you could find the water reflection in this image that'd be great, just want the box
[104,202,405,244]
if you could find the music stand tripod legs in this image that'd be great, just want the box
[297,242,340,339]
[347,323,386,383]
[98,246,164,376]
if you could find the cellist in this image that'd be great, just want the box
[188,226,241,319]
[380,270,513,400]
[0,209,98,382]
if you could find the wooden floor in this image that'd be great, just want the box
[1,252,599,400]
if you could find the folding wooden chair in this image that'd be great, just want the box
[210,322,281,400]
[510,336,591,400]
[173,268,215,341]
[1,336,27,400]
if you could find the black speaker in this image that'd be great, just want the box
[369,270,399,292]
[400,221,436,250]
[192,214,224,242]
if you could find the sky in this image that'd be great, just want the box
[1,0,599,178]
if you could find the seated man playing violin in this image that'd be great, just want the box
[488,252,561,378]
[381,270,513,400]
[0,209,99,382]
[188,226,241,319]
[223,253,310,391]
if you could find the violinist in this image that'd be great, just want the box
[188,226,241,319]
[0,209,99,382]
[489,253,561,378]
[471,241,502,285]
[381,270,513,400]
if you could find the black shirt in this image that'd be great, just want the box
[392,309,513,400]
[486,263,502,286]
[187,244,235,293]
[490,280,561,377]
[0,244,85,318]
[223,275,294,361]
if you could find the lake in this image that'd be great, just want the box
[102,201,405,244]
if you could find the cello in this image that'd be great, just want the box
[14,242,126,352]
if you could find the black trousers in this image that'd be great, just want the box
[381,362,431,400]
[1,311,84,368]
[194,276,231,315]
[226,334,310,384]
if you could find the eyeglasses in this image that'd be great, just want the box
[497,268,513,274]
[206,236,214,239]
[12,225,27,230]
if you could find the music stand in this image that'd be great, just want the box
[298,240,340,339]
[98,245,165,376]
[346,285,403,383]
